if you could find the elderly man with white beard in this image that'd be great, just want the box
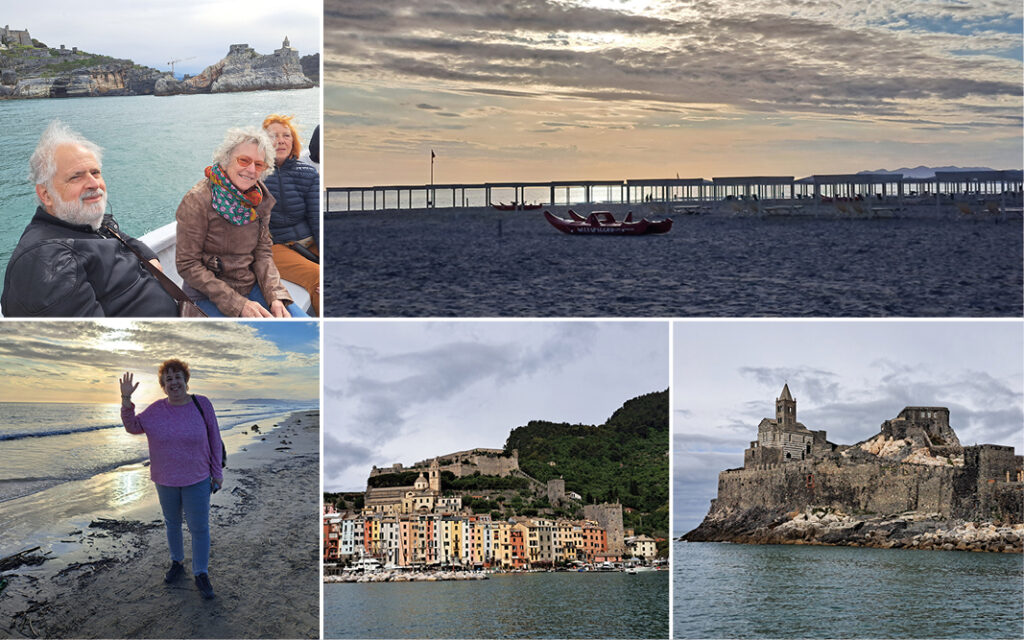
[2,120,177,317]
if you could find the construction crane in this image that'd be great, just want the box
[167,56,196,76]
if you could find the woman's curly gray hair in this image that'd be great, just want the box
[212,126,275,180]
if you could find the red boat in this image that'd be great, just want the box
[543,210,673,235]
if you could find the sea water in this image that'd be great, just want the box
[0,399,315,557]
[674,541,1024,639]
[324,210,1023,317]
[0,89,319,273]
[324,571,669,639]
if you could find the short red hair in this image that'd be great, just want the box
[158,359,190,388]
[262,114,302,159]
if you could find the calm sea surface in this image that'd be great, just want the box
[0,400,314,505]
[0,89,319,273]
[324,211,1023,317]
[674,541,1024,639]
[324,571,669,639]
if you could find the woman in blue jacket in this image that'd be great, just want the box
[262,114,320,315]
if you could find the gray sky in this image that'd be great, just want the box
[324,321,669,492]
[673,320,1024,536]
[7,1,320,77]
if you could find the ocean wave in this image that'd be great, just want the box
[0,422,121,442]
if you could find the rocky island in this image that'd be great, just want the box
[682,385,1023,553]
[0,25,315,99]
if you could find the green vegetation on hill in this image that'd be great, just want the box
[504,390,669,537]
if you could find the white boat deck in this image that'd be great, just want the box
[0,222,310,317]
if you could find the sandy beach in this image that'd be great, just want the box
[0,410,320,639]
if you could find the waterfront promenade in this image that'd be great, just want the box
[327,171,1024,215]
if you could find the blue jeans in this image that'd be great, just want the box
[195,284,309,318]
[155,478,211,575]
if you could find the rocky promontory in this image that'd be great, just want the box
[155,39,313,96]
[682,506,1024,553]
[684,386,1023,554]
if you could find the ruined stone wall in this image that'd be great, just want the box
[715,457,959,517]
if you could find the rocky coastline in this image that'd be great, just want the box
[1,39,315,100]
[682,506,1024,553]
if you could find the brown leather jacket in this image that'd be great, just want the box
[175,179,291,316]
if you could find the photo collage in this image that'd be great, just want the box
[0,1,1021,639]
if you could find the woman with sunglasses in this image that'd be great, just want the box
[175,126,308,317]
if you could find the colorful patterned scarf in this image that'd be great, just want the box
[206,164,262,225]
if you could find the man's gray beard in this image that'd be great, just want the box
[49,187,107,230]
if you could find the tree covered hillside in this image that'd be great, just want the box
[504,390,669,535]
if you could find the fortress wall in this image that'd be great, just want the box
[716,460,958,516]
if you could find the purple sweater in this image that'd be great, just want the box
[122,395,223,487]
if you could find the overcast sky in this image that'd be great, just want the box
[0,321,319,405]
[673,320,1024,536]
[323,321,668,492]
[325,0,1022,187]
[6,1,320,77]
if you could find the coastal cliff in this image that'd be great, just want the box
[1,32,315,100]
[682,386,1023,553]
[155,39,313,96]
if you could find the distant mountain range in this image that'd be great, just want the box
[859,166,998,179]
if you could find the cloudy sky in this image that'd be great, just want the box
[6,1,320,77]
[0,321,319,405]
[323,321,668,491]
[325,0,1022,187]
[673,320,1024,536]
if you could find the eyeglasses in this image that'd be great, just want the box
[234,155,268,171]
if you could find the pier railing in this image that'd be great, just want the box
[327,172,1023,215]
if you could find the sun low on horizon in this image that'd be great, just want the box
[0,321,319,405]
[324,0,1023,187]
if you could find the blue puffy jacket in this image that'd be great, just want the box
[265,157,319,245]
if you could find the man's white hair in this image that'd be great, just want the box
[212,126,275,180]
[29,120,103,202]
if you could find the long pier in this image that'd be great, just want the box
[326,171,1023,214]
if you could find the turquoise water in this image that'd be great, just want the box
[674,541,1024,638]
[324,571,669,638]
[0,89,319,272]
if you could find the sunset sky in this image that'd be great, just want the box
[325,0,1023,187]
[0,321,319,405]
[323,321,669,491]
[673,320,1024,535]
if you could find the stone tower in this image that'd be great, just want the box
[428,458,441,492]
[546,478,566,506]
[776,383,796,428]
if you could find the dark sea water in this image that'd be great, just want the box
[324,571,669,639]
[324,211,1023,317]
[674,541,1024,639]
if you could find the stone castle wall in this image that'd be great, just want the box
[717,458,959,517]
[718,447,1022,522]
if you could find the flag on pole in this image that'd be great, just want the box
[431,150,436,159]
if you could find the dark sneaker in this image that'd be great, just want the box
[194,573,215,599]
[164,561,185,584]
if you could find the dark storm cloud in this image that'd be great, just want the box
[324,0,1021,125]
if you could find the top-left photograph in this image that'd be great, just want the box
[0,1,321,318]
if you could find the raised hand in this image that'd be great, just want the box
[119,371,138,403]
